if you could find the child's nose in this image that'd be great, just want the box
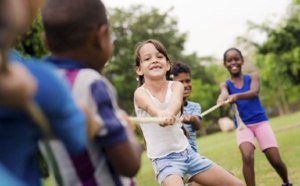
[151,58,159,63]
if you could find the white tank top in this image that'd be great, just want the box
[134,81,189,159]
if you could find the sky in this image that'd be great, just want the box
[102,0,291,59]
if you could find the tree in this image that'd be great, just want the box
[105,5,212,113]
[15,14,48,58]
[15,5,226,133]
[235,0,300,115]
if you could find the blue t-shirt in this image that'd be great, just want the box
[226,74,268,127]
[0,51,87,186]
[183,101,201,152]
[0,164,27,186]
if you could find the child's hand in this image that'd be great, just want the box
[0,63,37,108]
[182,115,193,124]
[157,111,176,127]
[217,99,227,106]
[227,94,238,103]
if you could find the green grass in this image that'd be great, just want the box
[135,111,300,186]
[43,111,300,186]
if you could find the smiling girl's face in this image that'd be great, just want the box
[224,49,244,76]
[136,43,170,80]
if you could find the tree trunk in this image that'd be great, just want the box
[199,127,207,136]
[275,96,285,116]
[278,85,291,114]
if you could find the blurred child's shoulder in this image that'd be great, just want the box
[77,69,116,92]
[77,69,103,82]
[169,80,184,90]
[186,101,200,107]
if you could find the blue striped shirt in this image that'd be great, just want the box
[183,101,201,152]
[44,57,134,186]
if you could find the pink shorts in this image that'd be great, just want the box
[236,121,278,151]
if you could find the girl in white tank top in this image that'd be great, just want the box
[133,39,245,186]
[135,81,189,159]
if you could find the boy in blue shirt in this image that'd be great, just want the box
[41,0,142,185]
[171,62,203,186]
[171,62,202,152]
[0,0,87,185]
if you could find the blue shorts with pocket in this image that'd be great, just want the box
[150,146,214,185]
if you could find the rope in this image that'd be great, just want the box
[129,100,230,124]
[232,103,246,130]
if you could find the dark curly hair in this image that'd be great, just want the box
[171,62,191,77]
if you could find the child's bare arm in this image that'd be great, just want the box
[0,63,36,108]
[182,115,201,130]
[134,88,161,117]
[217,82,229,105]
[167,81,184,115]
[228,72,260,103]
[105,111,142,177]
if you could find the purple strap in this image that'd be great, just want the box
[65,70,80,88]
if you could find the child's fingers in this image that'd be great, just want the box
[182,115,193,123]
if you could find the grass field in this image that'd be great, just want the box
[43,111,300,186]
[135,111,300,186]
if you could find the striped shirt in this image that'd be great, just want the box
[183,101,202,152]
[43,57,135,186]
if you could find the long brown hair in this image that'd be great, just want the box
[134,39,172,87]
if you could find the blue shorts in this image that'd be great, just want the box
[151,146,214,185]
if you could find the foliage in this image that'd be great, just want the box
[236,0,300,114]
[15,13,48,58]
[15,2,300,131]
[105,5,213,114]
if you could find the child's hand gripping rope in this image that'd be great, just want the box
[129,100,246,131]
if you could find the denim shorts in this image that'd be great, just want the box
[150,146,214,185]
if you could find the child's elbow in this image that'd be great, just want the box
[120,160,141,177]
[253,89,259,97]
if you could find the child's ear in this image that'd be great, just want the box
[96,24,110,50]
[41,32,50,50]
[135,66,143,76]
[166,61,171,71]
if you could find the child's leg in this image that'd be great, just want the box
[183,146,244,186]
[162,175,184,186]
[239,142,255,186]
[151,149,189,186]
[255,121,289,183]
[264,147,288,183]
[188,181,202,186]
[236,125,256,186]
[190,164,245,186]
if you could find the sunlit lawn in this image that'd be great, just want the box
[43,111,300,186]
